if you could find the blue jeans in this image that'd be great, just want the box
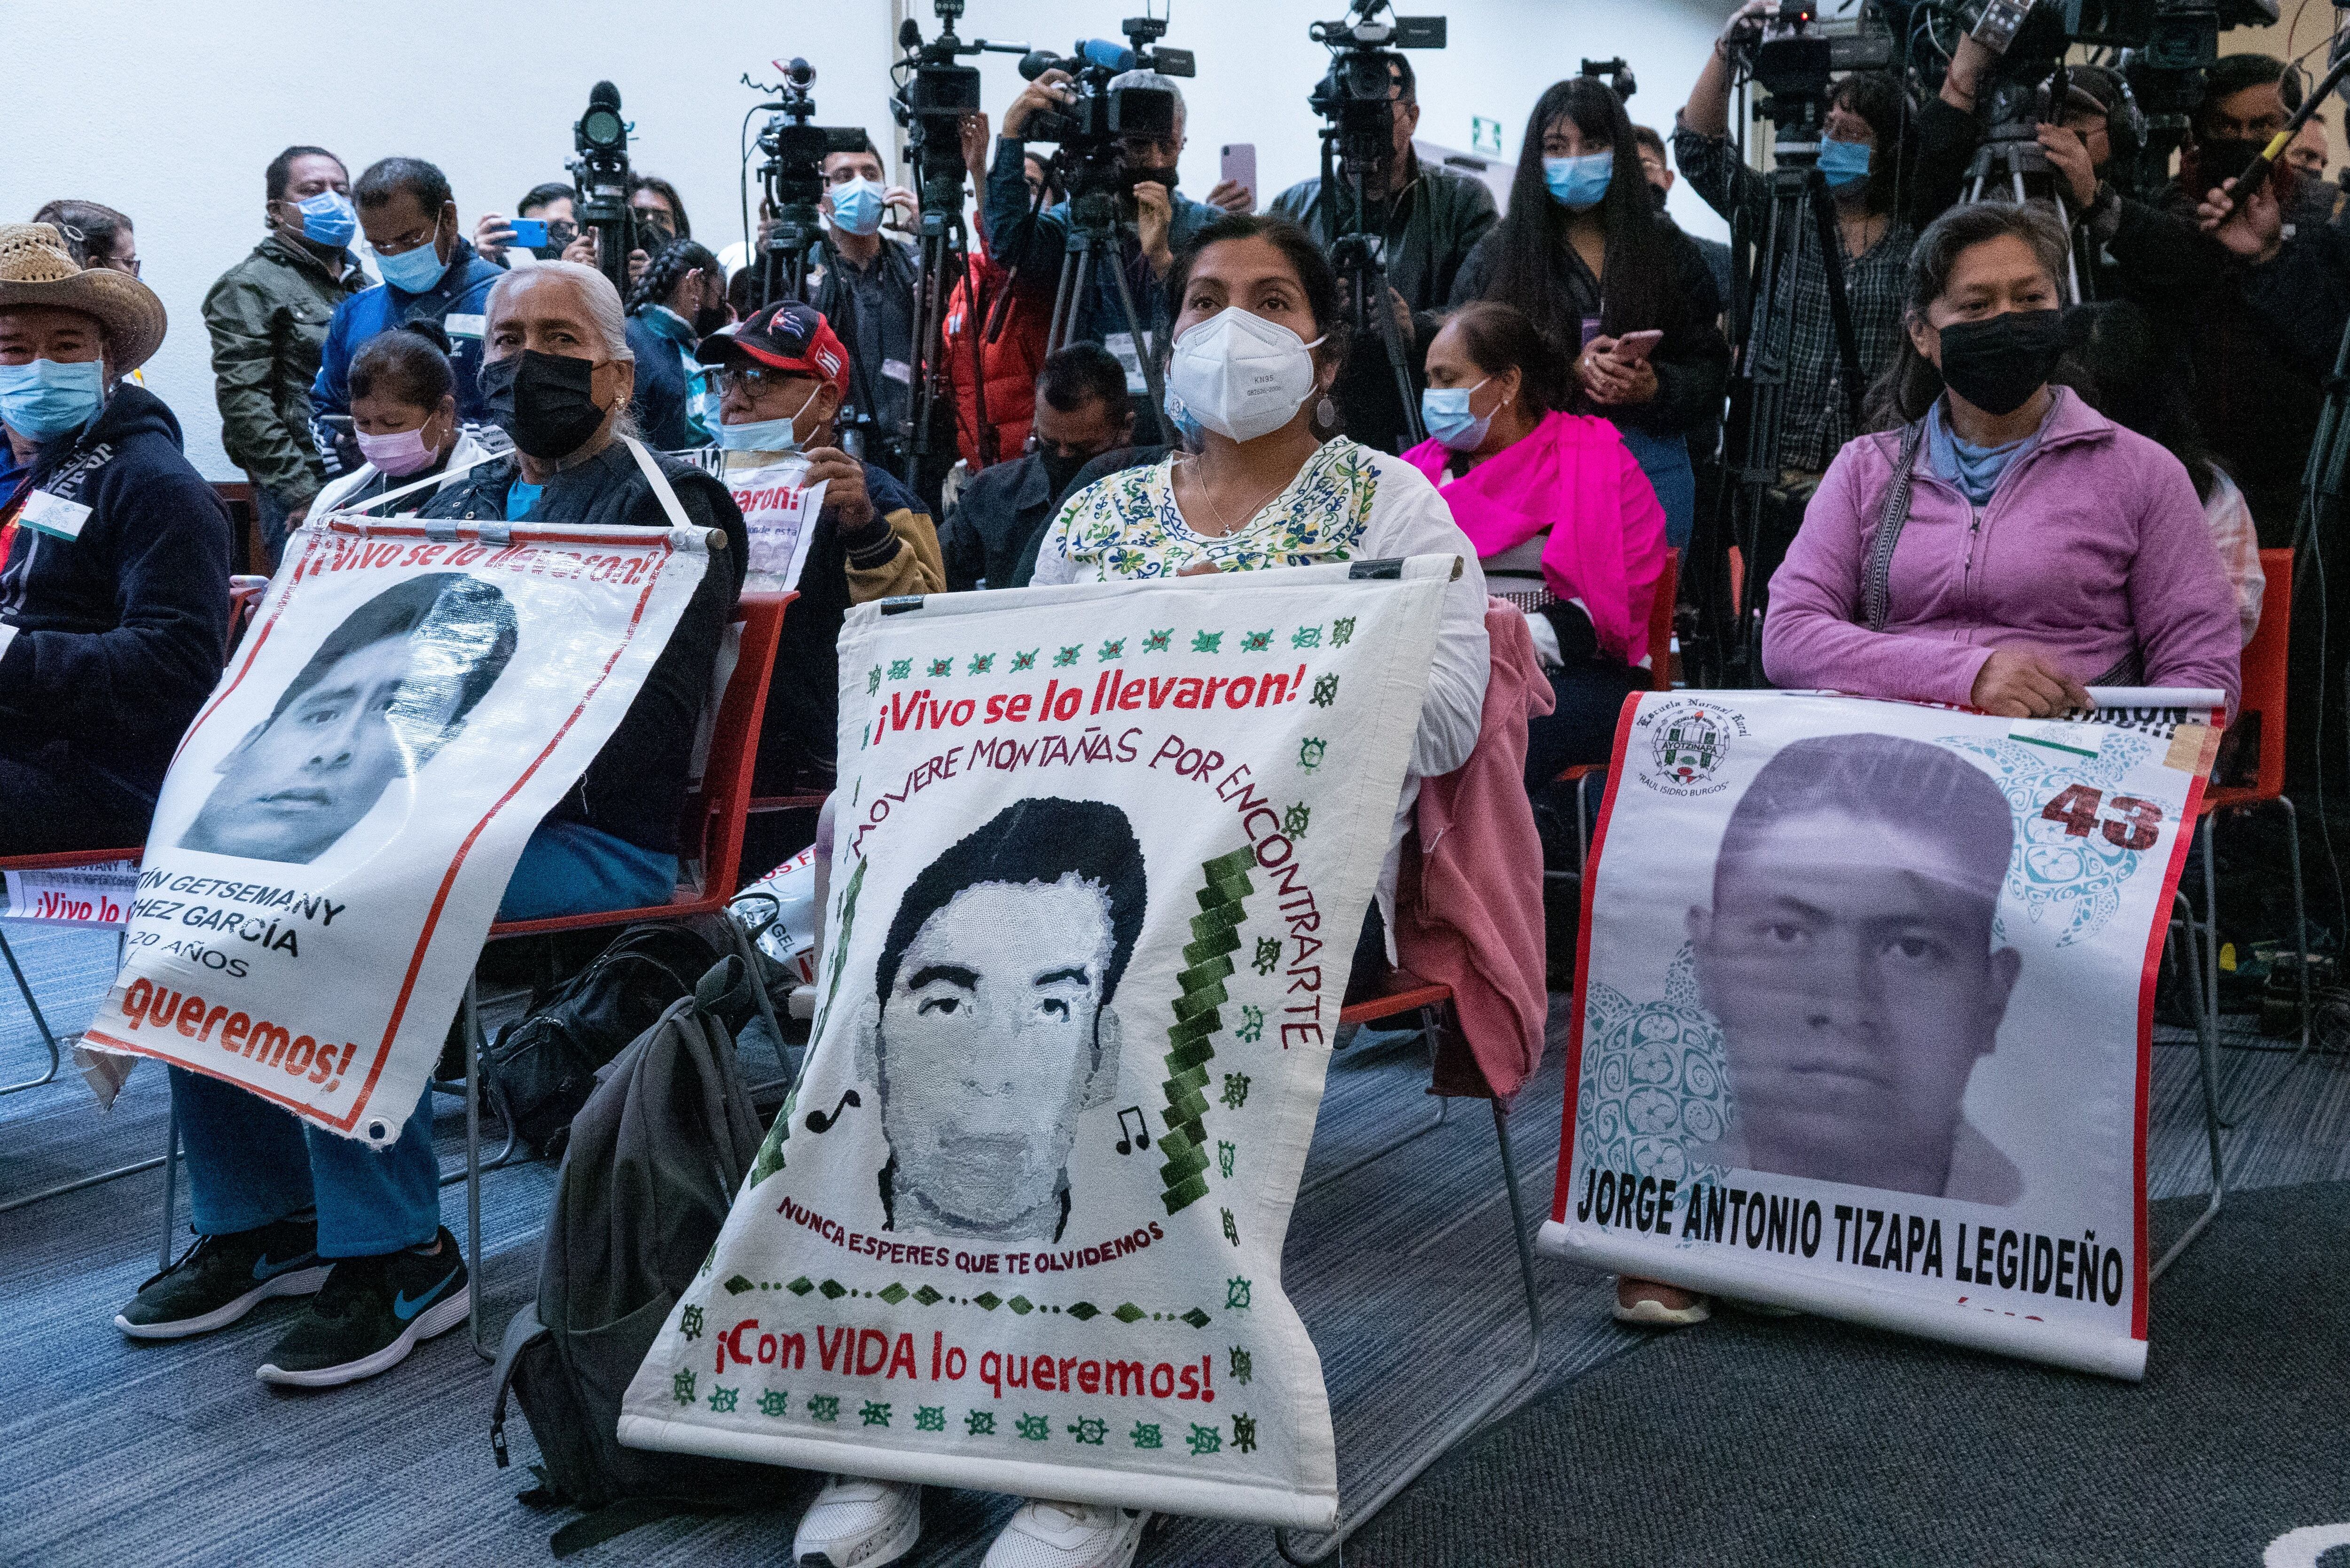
[172,820,677,1255]
[1613,424,1696,551]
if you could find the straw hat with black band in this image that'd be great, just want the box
[0,222,167,373]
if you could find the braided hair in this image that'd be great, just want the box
[627,237,722,316]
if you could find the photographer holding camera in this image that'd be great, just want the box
[1269,50,1498,452]
[984,63,1219,404]
[1677,4,1912,499]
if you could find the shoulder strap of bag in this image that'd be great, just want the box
[1862,419,1929,634]
[317,447,504,521]
[621,435,697,531]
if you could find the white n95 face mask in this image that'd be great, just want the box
[1162,306,1326,444]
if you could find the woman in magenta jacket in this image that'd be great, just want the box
[1764,202,2240,719]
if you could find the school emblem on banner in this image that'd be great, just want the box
[616,558,1459,1527]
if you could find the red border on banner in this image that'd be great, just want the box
[86,531,681,1136]
[1549,690,1645,1226]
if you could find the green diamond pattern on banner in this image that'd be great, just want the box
[1159,846,1256,1215]
[1113,1303,1147,1323]
[1067,1302,1100,1321]
[724,1274,755,1295]
[818,1279,846,1300]
[786,1276,814,1296]
[913,1285,943,1306]
[1180,1307,1212,1329]
[1009,1295,1034,1315]
[973,1292,1002,1310]
[879,1282,909,1304]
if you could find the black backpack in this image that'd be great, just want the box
[491,956,788,1555]
[483,922,721,1158]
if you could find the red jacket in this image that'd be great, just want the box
[944,238,1050,473]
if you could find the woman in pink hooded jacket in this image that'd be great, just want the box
[1764,202,2240,719]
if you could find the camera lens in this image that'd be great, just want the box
[581,107,625,149]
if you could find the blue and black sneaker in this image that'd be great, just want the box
[255,1227,469,1388]
[116,1215,328,1340]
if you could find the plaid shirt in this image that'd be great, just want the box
[1672,124,1914,474]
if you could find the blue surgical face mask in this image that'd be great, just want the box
[376,220,451,293]
[296,190,357,249]
[1421,377,1494,451]
[715,385,821,452]
[0,357,106,441]
[1543,152,1614,209]
[1161,384,1207,449]
[1818,135,1872,191]
[829,178,887,238]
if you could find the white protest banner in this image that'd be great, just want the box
[617,558,1455,1528]
[1541,691,2220,1381]
[711,450,825,592]
[5,858,136,927]
[79,513,711,1147]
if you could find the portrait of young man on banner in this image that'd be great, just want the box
[861,799,1148,1244]
[180,574,519,866]
[1686,733,2024,1205]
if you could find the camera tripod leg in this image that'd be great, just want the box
[1104,248,1169,434]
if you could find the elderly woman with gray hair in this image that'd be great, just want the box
[418,260,747,920]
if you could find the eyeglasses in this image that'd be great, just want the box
[103,256,141,278]
[716,363,807,393]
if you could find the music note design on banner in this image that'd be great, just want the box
[1114,1104,1152,1155]
[806,1089,861,1133]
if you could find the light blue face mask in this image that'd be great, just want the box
[1543,152,1614,209]
[296,190,357,249]
[714,385,820,452]
[0,357,106,441]
[1420,377,1493,451]
[376,223,452,294]
[1818,135,1872,191]
[829,179,887,238]
[1161,385,1207,449]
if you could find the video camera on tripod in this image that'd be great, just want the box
[1017,18,1196,208]
[569,81,636,298]
[1305,0,1446,444]
[743,58,870,308]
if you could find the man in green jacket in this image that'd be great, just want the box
[201,145,368,567]
[1269,51,1498,453]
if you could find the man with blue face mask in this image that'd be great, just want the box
[0,222,232,853]
[307,157,503,487]
[808,140,945,505]
[203,145,370,569]
[695,301,943,825]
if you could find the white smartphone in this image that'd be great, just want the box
[1221,143,1257,207]
[1613,328,1665,365]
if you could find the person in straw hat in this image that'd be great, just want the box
[0,221,231,855]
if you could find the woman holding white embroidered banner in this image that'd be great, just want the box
[1449,77,1729,548]
[1401,300,1668,828]
[116,261,748,1389]
[1764,202,2240,719]
[780,215,1490,1568]
[305,323,494,516]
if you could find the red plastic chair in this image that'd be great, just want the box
[1550,549,1679,878]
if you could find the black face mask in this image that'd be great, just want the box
[692,303,731,338]
[1936,308,2067,417]
[478,349,609,459]
[1040,445,1099,495]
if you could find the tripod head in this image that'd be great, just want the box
[568,80,635,296]
[893,0,1027,224]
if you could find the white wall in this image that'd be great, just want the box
[2,0,1725,482]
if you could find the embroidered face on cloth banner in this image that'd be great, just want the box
[617,557,1454,1529]
[78,515,712,1148]
[1541,691,2219,1381]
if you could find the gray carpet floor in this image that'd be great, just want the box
[2,922,2343,1567]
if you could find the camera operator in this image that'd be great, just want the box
[473,182,580,268]
[1268,50,1498,452]
[308,157,503,483]
[1452,77,1729,546]
[805,136,945,504]
[985,65,1220,399]
[1676,3,1914,482]
[627,174,691,245]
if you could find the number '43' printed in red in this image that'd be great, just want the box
[2040,785,2163,850]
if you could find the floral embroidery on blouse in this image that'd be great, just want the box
[1045,438,1383,580]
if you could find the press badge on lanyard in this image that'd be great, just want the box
[16,488,93,543]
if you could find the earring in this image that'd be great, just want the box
[1316,395,1338,427]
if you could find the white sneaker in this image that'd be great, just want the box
[982,1498,1148,1568]
[791,1474,922,1568]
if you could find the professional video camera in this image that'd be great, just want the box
[742,58,869,308]
[1017,17,1196,203]
[568,81,635,298]
[1303,0,1446,442]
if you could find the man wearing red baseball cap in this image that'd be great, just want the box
[697,301,942,829]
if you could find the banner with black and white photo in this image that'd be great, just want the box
[79,514,710,1147]
[616,558,1457,1528]
[1540,690,2220,1380]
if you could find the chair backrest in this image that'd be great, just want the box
[1647,549,1678,692]
[226,576,269,655]
[680,592,791,897]
[2237,548,2292,799]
